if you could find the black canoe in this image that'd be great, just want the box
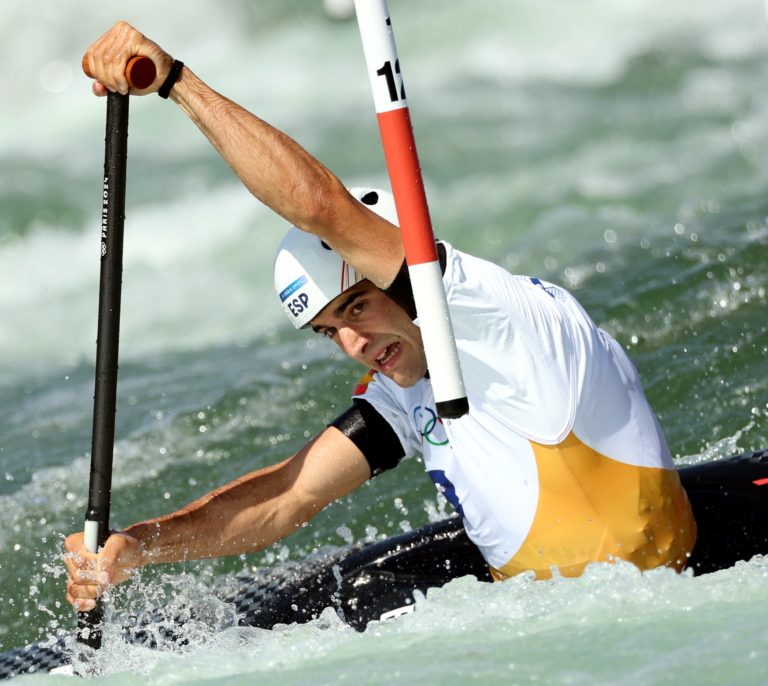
[1,449,767,679]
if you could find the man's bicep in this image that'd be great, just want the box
[292,426,372,511]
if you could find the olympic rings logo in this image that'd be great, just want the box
[413,406,449,446]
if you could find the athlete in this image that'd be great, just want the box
[65,22,696,613]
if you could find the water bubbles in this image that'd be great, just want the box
[505,252,521,269]
[335,526,354,545]
[604,229,617,243]
[39,61,72,93]
[484,224,503,246]
[741,142,758,161]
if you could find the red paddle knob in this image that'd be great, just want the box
[81,55,157,90]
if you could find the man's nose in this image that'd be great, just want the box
[338,326,368,358]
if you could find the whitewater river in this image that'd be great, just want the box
[2,0,768,683]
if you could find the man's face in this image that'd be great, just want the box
[310,281,427,388]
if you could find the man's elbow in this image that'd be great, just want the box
[296,182,352,239]
[288,486,328,530]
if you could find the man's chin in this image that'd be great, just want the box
[388,367,426,389]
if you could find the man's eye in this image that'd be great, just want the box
[351,302,365,315]
[323,328,337,339]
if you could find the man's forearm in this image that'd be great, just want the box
[120,427,370,567]
[82,21,404,286]
[123,458,316,566]
[169,67,346,235]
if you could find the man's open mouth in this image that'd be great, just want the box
[376,341,401,367]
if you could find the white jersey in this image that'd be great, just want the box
[354,242,695,580]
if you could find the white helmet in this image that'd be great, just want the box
[273,188,399,329]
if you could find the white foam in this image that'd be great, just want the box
[2,0,767,158]
[0,184,286,367]
[21,557,768,684]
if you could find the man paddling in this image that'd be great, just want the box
[66,22,696,613]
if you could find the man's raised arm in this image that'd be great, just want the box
[83,21,404,288]
[64,427,371,611]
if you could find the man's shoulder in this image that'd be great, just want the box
[443,242,580,314]
[353,367,426,398]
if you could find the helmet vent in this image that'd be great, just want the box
[320,240,332,250]
[361,191,379,206]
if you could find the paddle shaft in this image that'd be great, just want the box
[77,89,130,651]
[354,0,468,419]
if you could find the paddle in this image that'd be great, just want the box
[77,55,156,655]
[354,0,468,419]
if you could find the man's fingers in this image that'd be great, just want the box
[92,81,108,97]
[96,534,130,585]
[63,528,143,612]
[66,576,101,611]
[66,579,100,599]
[63,534,98,579]
[83,21,171,96]
[66,590,96,612]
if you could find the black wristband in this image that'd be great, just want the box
[158,60,184,99]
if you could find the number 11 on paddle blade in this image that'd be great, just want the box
[354,0,468,419]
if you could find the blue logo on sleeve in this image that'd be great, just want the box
[428,470,465,518]
[279,275,308,302]
[530,277,566,301]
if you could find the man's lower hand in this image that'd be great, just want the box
[64,530,142,611]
